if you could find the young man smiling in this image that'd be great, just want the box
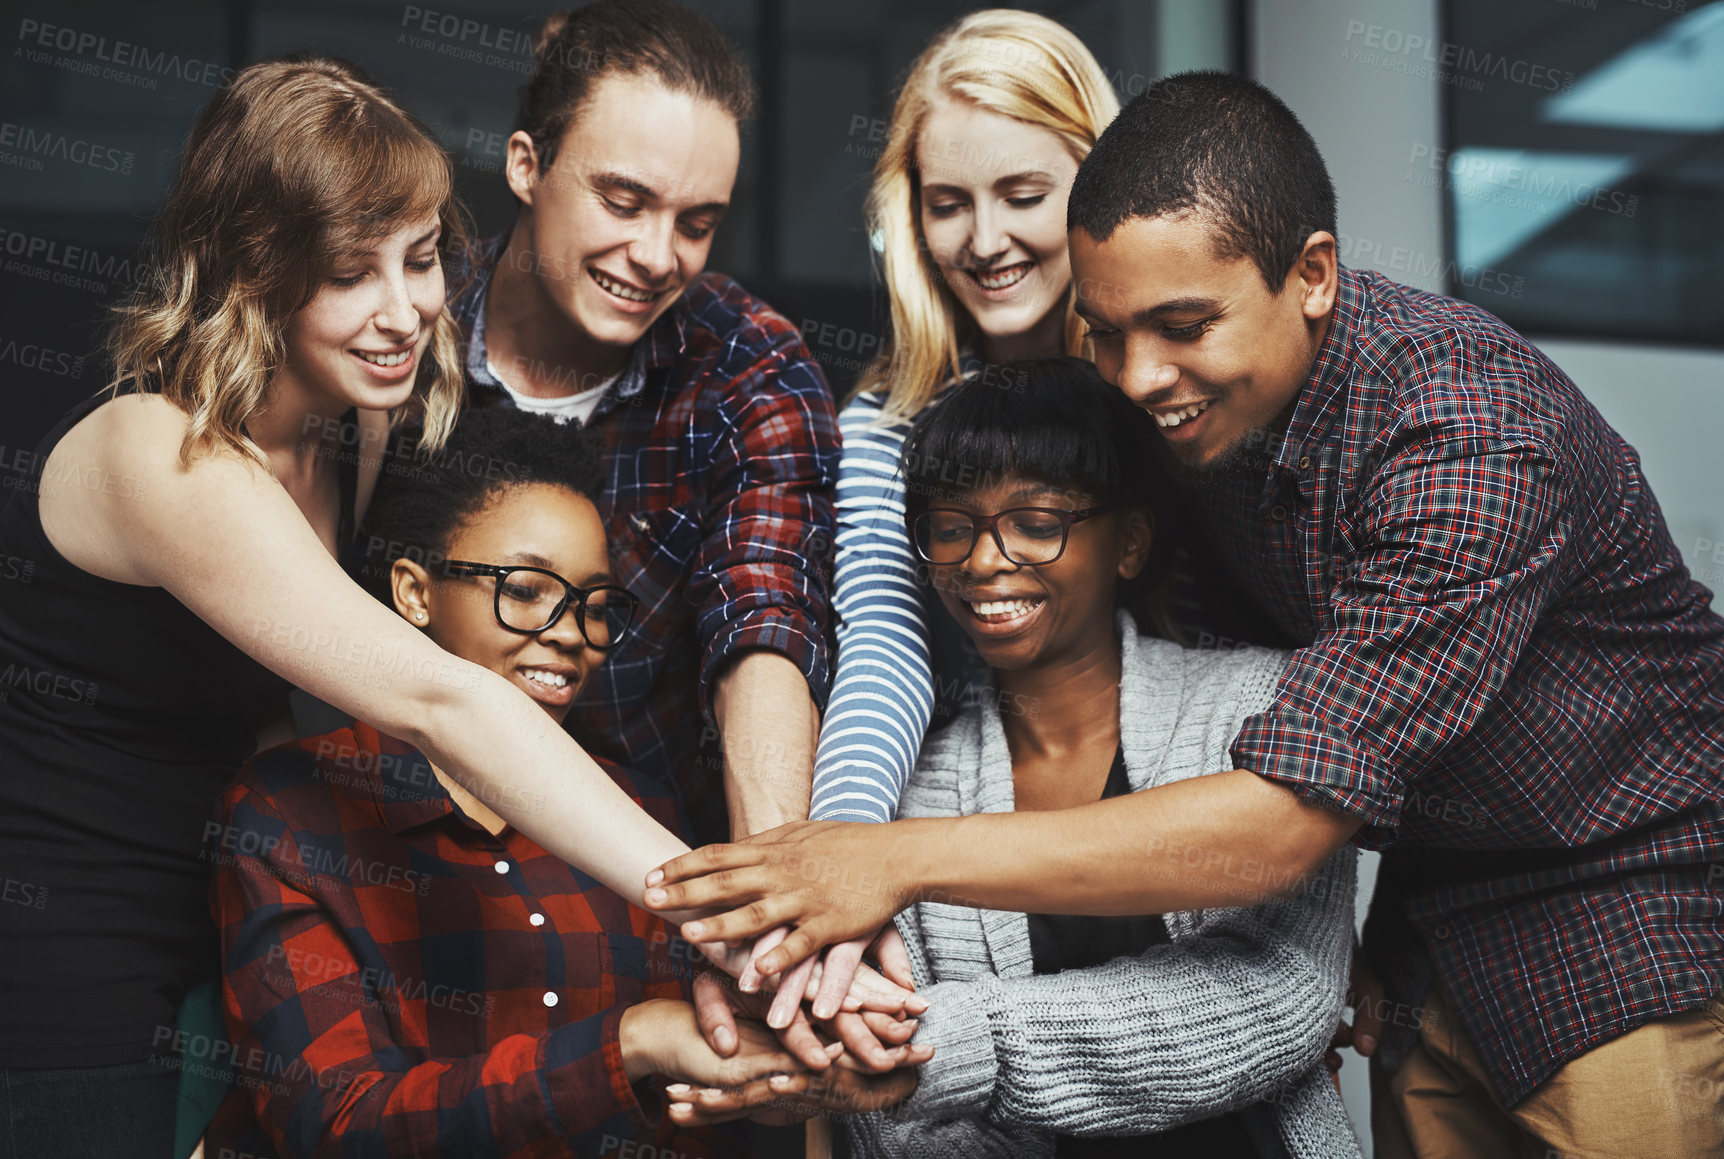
[446,0,838,849]
[1064,71,1724,1157]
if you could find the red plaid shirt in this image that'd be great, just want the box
[204,722,745,1158]
[444,237,839,844]
[1182,265,1724,1103]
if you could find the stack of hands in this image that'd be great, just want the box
[619,925,933,1127]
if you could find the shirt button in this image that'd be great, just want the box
[1270,504,1288,523]
[529,913,546,927]
[542,991,559,1007]
[630,514,651,534]
[493,860,510,875]
[1298,456,1312,471]
[1434,923,1451,940]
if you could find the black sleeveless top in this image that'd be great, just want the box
[0,386,357,1067]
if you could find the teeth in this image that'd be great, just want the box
[968,597,1040,618]
[356,350,410,367]
[1153,399,1211,428]
[591,269,654,302]
[523,669,568,688]
[974,263,1031,291]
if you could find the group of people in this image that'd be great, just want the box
[0,3,1718,1158]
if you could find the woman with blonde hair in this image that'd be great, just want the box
[794,9,1121,1013]
[0,53,784,1155]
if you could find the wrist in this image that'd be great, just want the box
[619,1000,674,1082]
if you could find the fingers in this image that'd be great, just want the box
[811,938,866,1021]
[739,927,790,995]
[647,843,766,890]
[1349,956,1386,1058]
[871,927,917,991]
[754,924,826,978]
[675,895,793,948]
[767,954,820,1029]
[665,1073,811,1127]
[692,973,739,1058]
[848,962,927,1016]
[827,1010,918,1073]
[774,1009,844,1072]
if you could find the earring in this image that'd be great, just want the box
[416,612,426,621]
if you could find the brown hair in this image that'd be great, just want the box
[105,53,468,464]
[517,0,755,172]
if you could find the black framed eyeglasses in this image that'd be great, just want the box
[441,561,639,649]
[909,506,1110,566]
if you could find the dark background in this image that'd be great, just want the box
[0,0,1244,451]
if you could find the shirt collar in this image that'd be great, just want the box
[333,721,464,835]
[458,230,688,414]
[1274,263,1368,472]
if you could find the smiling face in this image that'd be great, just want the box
[916,97,1079,361]
[1071,214,1337,473]
[278,213,445,413]
[925,475,1149,674]
[390,483,614,725]
[505,71,740,354]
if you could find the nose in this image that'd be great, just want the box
[962,519,1020,580]
[1117,339,1180,405]
[628,216,677,284]
[968,201,1009,267]
[537,597,593,654]
[373,270,420,339]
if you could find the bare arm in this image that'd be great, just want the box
[713,649,818,839]
[648,768,1361,975]
[44,395,692,914]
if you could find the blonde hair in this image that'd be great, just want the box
[105,54,469,465]
[863,10,1119,421]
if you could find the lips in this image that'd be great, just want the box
[966,261,1033,293]
[962,595,1046,634]
[351,345,417,380]
[1149,399,1212,429]
[517,666,578,709]
[589,267,658,305]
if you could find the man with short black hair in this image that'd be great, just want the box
[1067,68,1724,1159]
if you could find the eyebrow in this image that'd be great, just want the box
[500,552,559,570]
[922,169,1056,196]
[592,170,729,217]
[340,225,441,260]
[1131,296,1222,325]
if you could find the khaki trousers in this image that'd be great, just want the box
[1371,986,1724,1159]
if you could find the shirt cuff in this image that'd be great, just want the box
[893,978,998,1120]
[698,613,832,722]
[1231,706,1403,848]
[546,1005,653,1139]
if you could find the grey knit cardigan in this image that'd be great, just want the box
[844,612,1363,1158]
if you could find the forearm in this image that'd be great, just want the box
[896,768,1358,915]
[409,667,692,914]
[714,650,817,838]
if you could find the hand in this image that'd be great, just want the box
[1328,950,1385,1072]
[620,999,809,1088]
[644,819,915,977]
[693,970,841,1072]
[666,1055,922,1127]
[790,926,917,1024]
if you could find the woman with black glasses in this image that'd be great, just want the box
[202,408,915,1159]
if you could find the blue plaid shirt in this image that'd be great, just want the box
[446,235,839,844]
[1183,265,1724,1103]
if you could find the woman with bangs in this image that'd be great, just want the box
[0,54,746,1156]
[800,9,1126,1002]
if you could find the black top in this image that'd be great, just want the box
[0,386,355,1067]
[1026,748,1282,1159]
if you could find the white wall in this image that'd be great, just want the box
[1251,1,1724,1151]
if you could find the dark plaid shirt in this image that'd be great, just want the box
[448,236,839,844]
[204,722,744,1159]
[1184,265,1724,1103]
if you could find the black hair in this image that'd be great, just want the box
[900,356,1179,605]
[517,0,755,174]
[1067,70,1336,291]
[358,407,606,596]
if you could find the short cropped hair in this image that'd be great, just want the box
[1067,70,1336,291]
[360,408,606,596]
[517,0,755,173]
